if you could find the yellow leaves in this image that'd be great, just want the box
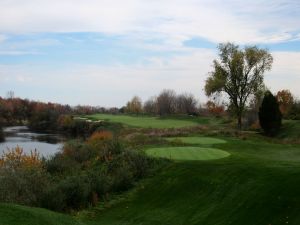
[0,146,42,169]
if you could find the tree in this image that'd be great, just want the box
[289,100,300,120]
[126,96,143,114]
[205,43,273,130]
[206,100,225,117]
[259,91,282,136]
[143,97,157,115]
[276,89,294,118]
[176,93,197,115]
[156,89,176,115]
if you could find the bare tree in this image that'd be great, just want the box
[143,97,157,115]
[176,93,197,115]
[156,89,176,115]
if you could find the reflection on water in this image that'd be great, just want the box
[0,126,64,156]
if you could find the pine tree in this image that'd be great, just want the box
[259,91,282,136]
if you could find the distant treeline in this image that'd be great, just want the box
[0,96,122,135]
[123,89,224,117]
[0,88,299,134]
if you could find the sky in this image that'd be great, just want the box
[0,0,299,107]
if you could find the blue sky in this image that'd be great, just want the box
[0,0,300,106]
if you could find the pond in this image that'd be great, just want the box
[0,126,64,157]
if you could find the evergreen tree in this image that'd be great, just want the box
[259,91,282,136]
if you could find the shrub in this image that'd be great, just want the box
[0,147,49,206]
[0,146,43,170]
[88,131,113,143]
[45,153,80,175]
[259,91,282,136]
[41,175,92,211]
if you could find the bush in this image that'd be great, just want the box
[0,147,49,206]
[289,100,300,120]
[41,175,92,211]
[0,134,164,212]
[259,91,282,136]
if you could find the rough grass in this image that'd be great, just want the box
[146,146,230,161]
[0,203,81,225]
[83,114,216,128]
[166,136,227,145]
[278,120,300,140]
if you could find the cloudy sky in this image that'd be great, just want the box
[0,0,299,107]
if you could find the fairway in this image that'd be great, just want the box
[84,114,200,128]
[166,136,227,145]
[146,146,230,161]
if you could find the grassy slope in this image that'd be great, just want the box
[2,118,300,225]
[84,114,219,128]
[0,204,81,225]
[80,137,300,225]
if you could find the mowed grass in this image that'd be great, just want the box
[3,136,300,225]
[80,137,300,225]
[166,136,227,145]
[84,114,209,128]
[0,203,81,225]
[146,147,230,161]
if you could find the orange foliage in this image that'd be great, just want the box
[0,146,42,169]
[87,131,114,162]
[276,90,294,116]
[88,131,113,143]
[206,101,225,117]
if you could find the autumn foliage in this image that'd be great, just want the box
[0,146,42,169]
[206,101,225,117]
[88,131,113,143]
[276,89,294,117]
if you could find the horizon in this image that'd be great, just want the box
[0,0,300,107]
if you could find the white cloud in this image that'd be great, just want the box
[265,51,300,96]
[0,0,299,45]
[1,49,299,106]
[0,34,6,42]
[0,50,40,55]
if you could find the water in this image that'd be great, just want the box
[0,126,64,157]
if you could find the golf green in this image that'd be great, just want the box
[166,137,227,145]
[146,147,230,161]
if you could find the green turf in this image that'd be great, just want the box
[146,146,230,160]
[166,136,227,145]
[3,135,300,225]
[83,114,207,128]
[0,203,81,225]
[79,137,300,225]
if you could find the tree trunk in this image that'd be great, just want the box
[237,114,242,130]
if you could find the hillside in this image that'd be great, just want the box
[78,136,300,225]
[2,119,300,225]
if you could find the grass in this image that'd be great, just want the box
[3,128,300,224]
[0,203,81,225]
[83,114,219,128]
[79,137,300,225]
[146,146,230,160]
[278,120,300,140]
[166,136,227,145]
